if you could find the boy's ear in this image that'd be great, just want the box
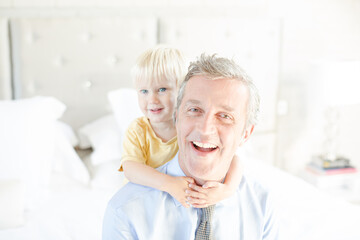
[239,125,254,146]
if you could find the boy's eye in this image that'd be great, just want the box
[140,89,148,94]
[188,108,200,113]
[158,88,167,92]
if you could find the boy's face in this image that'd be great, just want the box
[136,78,177,124]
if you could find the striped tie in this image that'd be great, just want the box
[194,205,215,240]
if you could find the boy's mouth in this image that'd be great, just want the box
[192,141,218,152]
[149,108,163,113]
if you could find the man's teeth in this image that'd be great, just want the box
[193,141,217,149]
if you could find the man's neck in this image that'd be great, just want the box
[177,153,224,186]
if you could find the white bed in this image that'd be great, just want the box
[1,16,360,240]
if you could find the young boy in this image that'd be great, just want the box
[119,46,243,208]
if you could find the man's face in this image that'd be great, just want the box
[176,76,253,184]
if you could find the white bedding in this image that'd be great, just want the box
[1,96,360,240]
[242,155,360,240]
[0,171,120,240]
[2,156,360,240]
[1,14,359,239]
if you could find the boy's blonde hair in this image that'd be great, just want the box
[132,45,187,88]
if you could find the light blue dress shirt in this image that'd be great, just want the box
[102,154,279,240]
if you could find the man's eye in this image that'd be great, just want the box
[158,88,167,92]
[140,89,148,94]
[189,108,199,112]
[219,113,232,120]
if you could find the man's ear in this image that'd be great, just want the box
[239,125,255,146]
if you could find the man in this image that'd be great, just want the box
[102,54,279,240]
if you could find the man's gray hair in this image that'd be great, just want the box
[175,53,260,127]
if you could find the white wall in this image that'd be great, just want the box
[272,0,360,173]
[0,18,11,99]
[1,0,359,173]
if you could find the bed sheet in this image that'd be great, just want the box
[0,172,118,240]
[243,156,360,240]
[2,157,360,240]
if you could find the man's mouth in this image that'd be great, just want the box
[192,141,218,152]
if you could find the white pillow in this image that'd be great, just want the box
[107,88,142,137]
[0,96,65,209]
[0,96,90,210]
[52,121,90,185]
[0,180,25,229]
[83,157,125,191]
[78,114,122,166]
[56,120,79,147]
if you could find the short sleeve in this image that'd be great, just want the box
[118,120,147,171]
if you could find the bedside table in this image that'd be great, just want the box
[299,169,360,205]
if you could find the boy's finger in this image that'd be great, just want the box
[191,203,208,208]
[188,183,206,193]
[187,197,206,205]
[202,181,220,188]
[185,177,195,183]
[182,201,190,208]
[186,189,206,199]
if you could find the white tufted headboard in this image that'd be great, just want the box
[0,18,11,100]
[6,16,281,164]
[158,17,280,164]
[10,17,157,129]
[159,17,280,133]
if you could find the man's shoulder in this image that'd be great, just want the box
[108,162,171,211]
[239,175,272,203]
[107,183,162,211]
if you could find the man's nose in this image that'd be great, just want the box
[197,113,216,135]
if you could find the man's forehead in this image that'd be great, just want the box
[183,77,247,102]
[183,98,236,112]
[180,79,248,119]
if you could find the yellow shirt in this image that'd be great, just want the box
[119,116,178,171]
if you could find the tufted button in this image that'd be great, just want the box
[141,31,147,40]
[80,32,93,42]
[134,31,147,41]
[175,30,182,39]
[246,51,253,59]
[26,79,38,94]
[225,31,231,39]
[83,80,93,89]
[25,31,40,44]
[53,56,66,67]
[107,55,121,66]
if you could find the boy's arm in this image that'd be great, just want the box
[123,161,194,208]
[120,121,193,207]
[221,154,243,191]
[185,154,243,208]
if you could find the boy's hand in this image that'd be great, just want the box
[185,181,233,208]
[165,176,195,208]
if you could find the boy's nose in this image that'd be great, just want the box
[149,93,160,104]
